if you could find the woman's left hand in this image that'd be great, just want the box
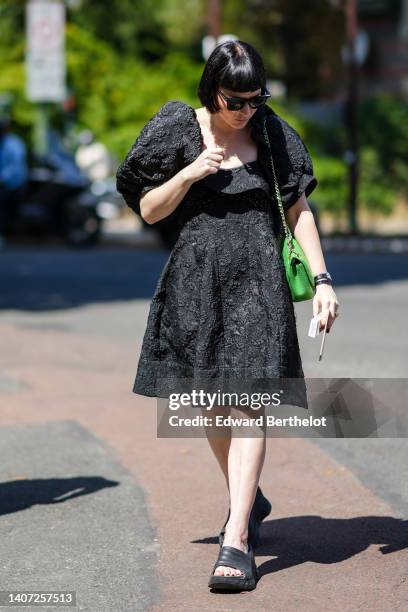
[313,284,340,333]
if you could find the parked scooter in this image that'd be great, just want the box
[4,150,120,247]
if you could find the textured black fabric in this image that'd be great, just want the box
[115,100,318,219]
[116,101,318,402]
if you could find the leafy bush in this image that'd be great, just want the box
[289,95,407,216]
[357,94,408,198]
[0,12,406,221]
[311,155,348,215]
[358,147,395,215]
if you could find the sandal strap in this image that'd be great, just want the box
[213,545,252,576]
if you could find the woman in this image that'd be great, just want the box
[116,40,339,592]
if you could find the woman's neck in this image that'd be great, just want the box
[198,107,249,145]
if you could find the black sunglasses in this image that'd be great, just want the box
[218,88,271,111]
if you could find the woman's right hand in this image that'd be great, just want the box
[180,146,225,183]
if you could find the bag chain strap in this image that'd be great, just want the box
[261,118,297,257]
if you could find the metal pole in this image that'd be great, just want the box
[33,103,49,156]
[208,0,221,39]
[344,0,359,234]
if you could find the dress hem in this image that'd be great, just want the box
[132,359,308,409]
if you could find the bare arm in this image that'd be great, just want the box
[140,146,225,225]
[285,194,327,276]
[140,169,195,225]
[285,194,340,333]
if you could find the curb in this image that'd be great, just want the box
[321,236,408,254]
[102,229,408,254]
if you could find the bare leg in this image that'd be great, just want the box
[203,405,267,577]
[205,433,230,483]
[201,404,231,485]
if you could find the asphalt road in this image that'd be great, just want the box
[0,245,407,611]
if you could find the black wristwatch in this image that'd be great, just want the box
[314,272,333,287]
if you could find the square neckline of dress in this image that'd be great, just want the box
[185,103,259,172]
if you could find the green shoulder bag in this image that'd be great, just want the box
[262,118,315,302]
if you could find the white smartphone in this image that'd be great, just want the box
[308,312,326,338]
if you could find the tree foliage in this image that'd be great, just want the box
[0,0,406,216]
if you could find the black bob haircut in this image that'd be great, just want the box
[197,40,267,113]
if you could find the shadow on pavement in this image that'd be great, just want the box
[194,514,408,576]
[0,476,119,516]
[260,515,406,576]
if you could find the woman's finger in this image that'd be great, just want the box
[326,304,335,333]
[318,301,330,331]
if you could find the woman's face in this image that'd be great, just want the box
[215,86,262,129]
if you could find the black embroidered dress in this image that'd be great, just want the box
[116,101,318,400]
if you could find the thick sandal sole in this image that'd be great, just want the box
[208,575,257,591]
[209,547,259,591]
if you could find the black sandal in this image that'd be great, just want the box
[218,487,272,549]
[208,543,258,591]
[250,488,272,548]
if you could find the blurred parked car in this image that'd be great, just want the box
[2,140,122,247]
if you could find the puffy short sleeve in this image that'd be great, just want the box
[268,115,318,213]
[115,101,183,216]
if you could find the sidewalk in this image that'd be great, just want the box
[0,321,406,611]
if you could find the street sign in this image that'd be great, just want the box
[26,0,66,102]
